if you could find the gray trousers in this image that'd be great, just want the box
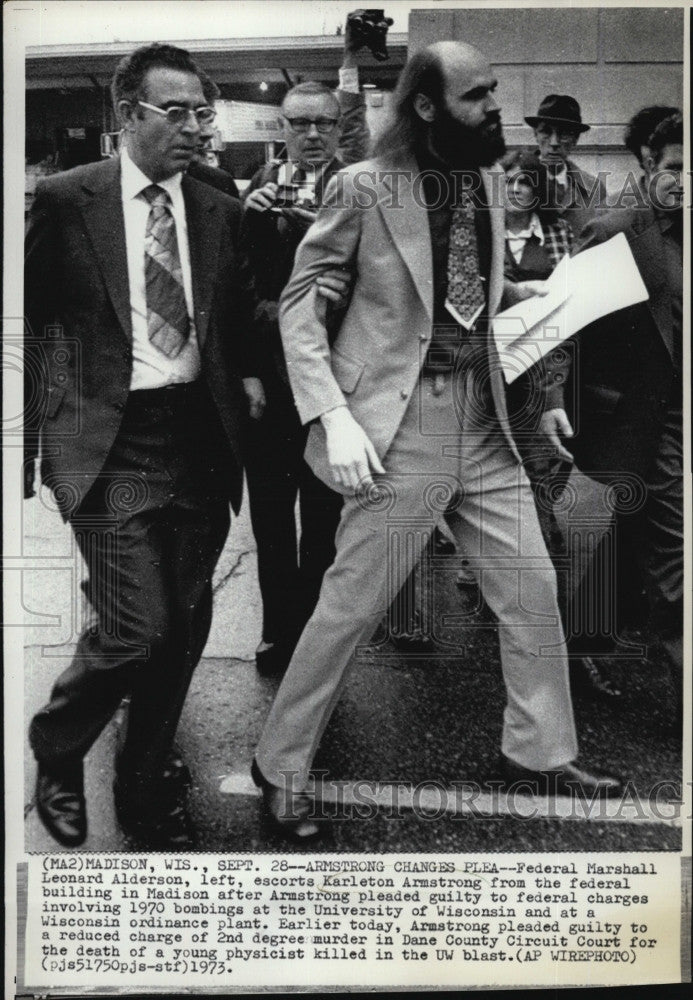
[256,371,579,788]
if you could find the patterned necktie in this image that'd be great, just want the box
[141,184,190,358]
[445,191,486,329]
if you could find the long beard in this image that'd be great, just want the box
[430,107,506,169]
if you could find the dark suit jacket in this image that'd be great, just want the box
[24,156,254,517]
[531,150,607,240]
[240,156,345,384]
[546,205,679,480]
[187,158,240,199]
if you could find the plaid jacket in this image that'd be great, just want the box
[543,217,574,268]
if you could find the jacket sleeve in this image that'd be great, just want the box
[278,170,363,424]
[227,199,263,379]
[542,215,610,410]
[337,89,370,166]
[24,181,60,478]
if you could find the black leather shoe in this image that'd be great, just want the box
[35,761,87,847]
[114,779,195,849]
[390,609,437,653]
[570,656,622,701]
[494,755,624,798]
[251,759,321,840]
[390,629,437,653]
[162,747,192,789]
[433,526,456,555]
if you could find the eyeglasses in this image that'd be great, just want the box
[535,124,579,142]
[137,101,217,126]
[284,117,339,134]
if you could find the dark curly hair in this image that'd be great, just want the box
[624,105,678,166]
[111,42,206,112]
[648,112,682,165]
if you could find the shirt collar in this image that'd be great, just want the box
[120,146,183,201]
[506,213,545,244]
[553,163,568,188]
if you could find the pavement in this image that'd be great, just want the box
[22,473,683,854]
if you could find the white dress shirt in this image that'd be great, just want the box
[506,213,545,263]
[120,147,201,390]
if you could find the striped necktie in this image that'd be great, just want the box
[141,184,190,358]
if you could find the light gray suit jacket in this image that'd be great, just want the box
[278,156,517,491]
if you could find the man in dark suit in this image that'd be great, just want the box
[186,68,240,198]
[240,75,368,676]
[24,43,256,848]
[541,112,683,704]
[526,94,607,238]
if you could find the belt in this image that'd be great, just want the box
[126,381,204,412]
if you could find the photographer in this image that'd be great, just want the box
[240,13,377,676]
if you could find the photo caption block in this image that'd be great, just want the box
[22,852,681,989]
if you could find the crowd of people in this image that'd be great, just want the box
[24,23,683,848]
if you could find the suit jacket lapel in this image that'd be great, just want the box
[183,174,220,350]
[78,158,133,342]
[376,161,505,323]
[629,210,674,358]
[378,162,434,321]
[481,165,505,316]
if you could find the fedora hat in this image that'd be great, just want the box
[525,94,590,133]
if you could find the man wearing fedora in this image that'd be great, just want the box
[526,94,607,237]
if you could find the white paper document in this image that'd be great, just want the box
[494,232,650,383]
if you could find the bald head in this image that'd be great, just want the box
[425,39,492,77]
[372,37,504,167]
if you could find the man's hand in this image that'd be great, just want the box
[503,279,549,306]
[315,267,353,306]
[539,407,574,462]
[24,462,37,499]
[244,182,278,213]
[279,204,318,235]
[321,405,385,491]
[344,9,393,63]
[243,377,266,420]
[343,10,364,60]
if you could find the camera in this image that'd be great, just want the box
[271,162,318,211]
[347,9,394,62]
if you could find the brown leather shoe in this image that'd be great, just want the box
[251,760,320,840]
[495,755,624,798]
[35,761,87,847]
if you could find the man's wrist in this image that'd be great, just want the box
[320,405,349,427]
[338,65,360,93]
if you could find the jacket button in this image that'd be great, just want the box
[400,389,408,399]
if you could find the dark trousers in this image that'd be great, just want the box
[29,383,231,803]
[244,379,343,645]
[565,406,682,674]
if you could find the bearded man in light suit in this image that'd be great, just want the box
[251,40,624,838]
[25,43,257,849]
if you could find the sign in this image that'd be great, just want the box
[214,100,282,142]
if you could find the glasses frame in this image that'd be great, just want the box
[137,100,217,127]
[534,123,580,143]
[283,116,340,135]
